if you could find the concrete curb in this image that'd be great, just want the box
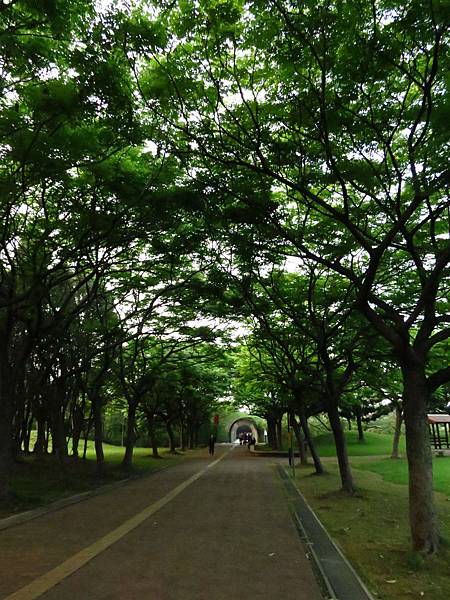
[0,464,171,533]
[278,466,375,600]
[293,511,337,600]
[250,446,301,458]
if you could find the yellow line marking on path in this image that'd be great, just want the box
[5,447,234,600]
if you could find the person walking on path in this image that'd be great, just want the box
[208,434,215,456]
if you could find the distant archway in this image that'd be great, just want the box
[229,418,259,443]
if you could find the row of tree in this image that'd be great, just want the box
[1,1,448,556]
[0,1,229,490]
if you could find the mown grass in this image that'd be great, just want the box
[257,430,405,456]
[292,462,450,600]
[1,441,184,519]
[353,455,450,497]
[313,430,406,456]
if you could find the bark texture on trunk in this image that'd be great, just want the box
[0,351,14,497]
[92,396,105,469]
[49,398,68,463]
[266,415,277,449]
[71,403,83,459]
[146,413,159,458]
[276,418,283,450]
[327,399,356,493]
[33,409,47,454]
[403,365,438,553]
[391,404,403,459]
[122,402,137,469]
[166,420,176,452]
[180,423,187,451]
[291,414,307,465]
[299,410,324,474]
[0,394,13,498]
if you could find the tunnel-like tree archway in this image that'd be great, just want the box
[229,418,259,443]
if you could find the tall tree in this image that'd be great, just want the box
[138,0,449,553]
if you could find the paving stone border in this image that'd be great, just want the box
[278,465,375,600]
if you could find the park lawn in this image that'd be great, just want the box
[1,441,184,519]
[353,456,450,497]
[293,463,450,600]
[258,431,405,456]
[313,430,406,457]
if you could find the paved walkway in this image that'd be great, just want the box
[0,446,323,600]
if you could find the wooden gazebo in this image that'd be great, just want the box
[428,414,450,450]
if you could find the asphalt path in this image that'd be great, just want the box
[0,445,322,600]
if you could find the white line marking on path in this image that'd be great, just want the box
[5,447,234,600]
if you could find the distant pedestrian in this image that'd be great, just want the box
[208,434,215,456]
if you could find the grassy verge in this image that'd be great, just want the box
[292,460,450,600]
[1,441,185,519]
[313,430,406,457]
[353,455,450,497]
[257,431,405,456]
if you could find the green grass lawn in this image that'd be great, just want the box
[353,455,450,497]
[257,430,406,456]
[313,430,406,456]
[292,462,450,600]
[1,441,185,519]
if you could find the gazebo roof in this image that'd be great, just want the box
[428,414,450,424]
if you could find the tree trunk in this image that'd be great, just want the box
[92,395,105,470]
[23,413,33,454]
[0,360,13,498]
[402,365,438,553]
[266,415,277,449]
[180,422,187,451]
[146,413,159,458]
[122,402,137,470]
[291,414,307,465]
[166,420,176,452]
[326,399,356,493]
[13,383,25,457]
[33,408,47,454]
[276,417,283,450]
[188,425,195,450]
[82,406,93,460]
[50,402,68,463]
[299,410,324,475]
[356,406,365,442]
[391,404,403,459]
[71,402,83,459]
[44,423,51,454]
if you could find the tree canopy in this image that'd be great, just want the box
[0,0,448,555]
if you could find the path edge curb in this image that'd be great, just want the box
[292,511,337,600]
[0,464,171,533]
[279,465,376,600]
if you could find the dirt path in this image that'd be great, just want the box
[0,445,322,600]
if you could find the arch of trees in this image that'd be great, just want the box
[0,0,448,557]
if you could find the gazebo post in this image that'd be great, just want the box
[427,414,450,453]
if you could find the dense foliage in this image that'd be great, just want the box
[0,0,448,555]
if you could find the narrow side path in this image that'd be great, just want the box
[1,446,323,600]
